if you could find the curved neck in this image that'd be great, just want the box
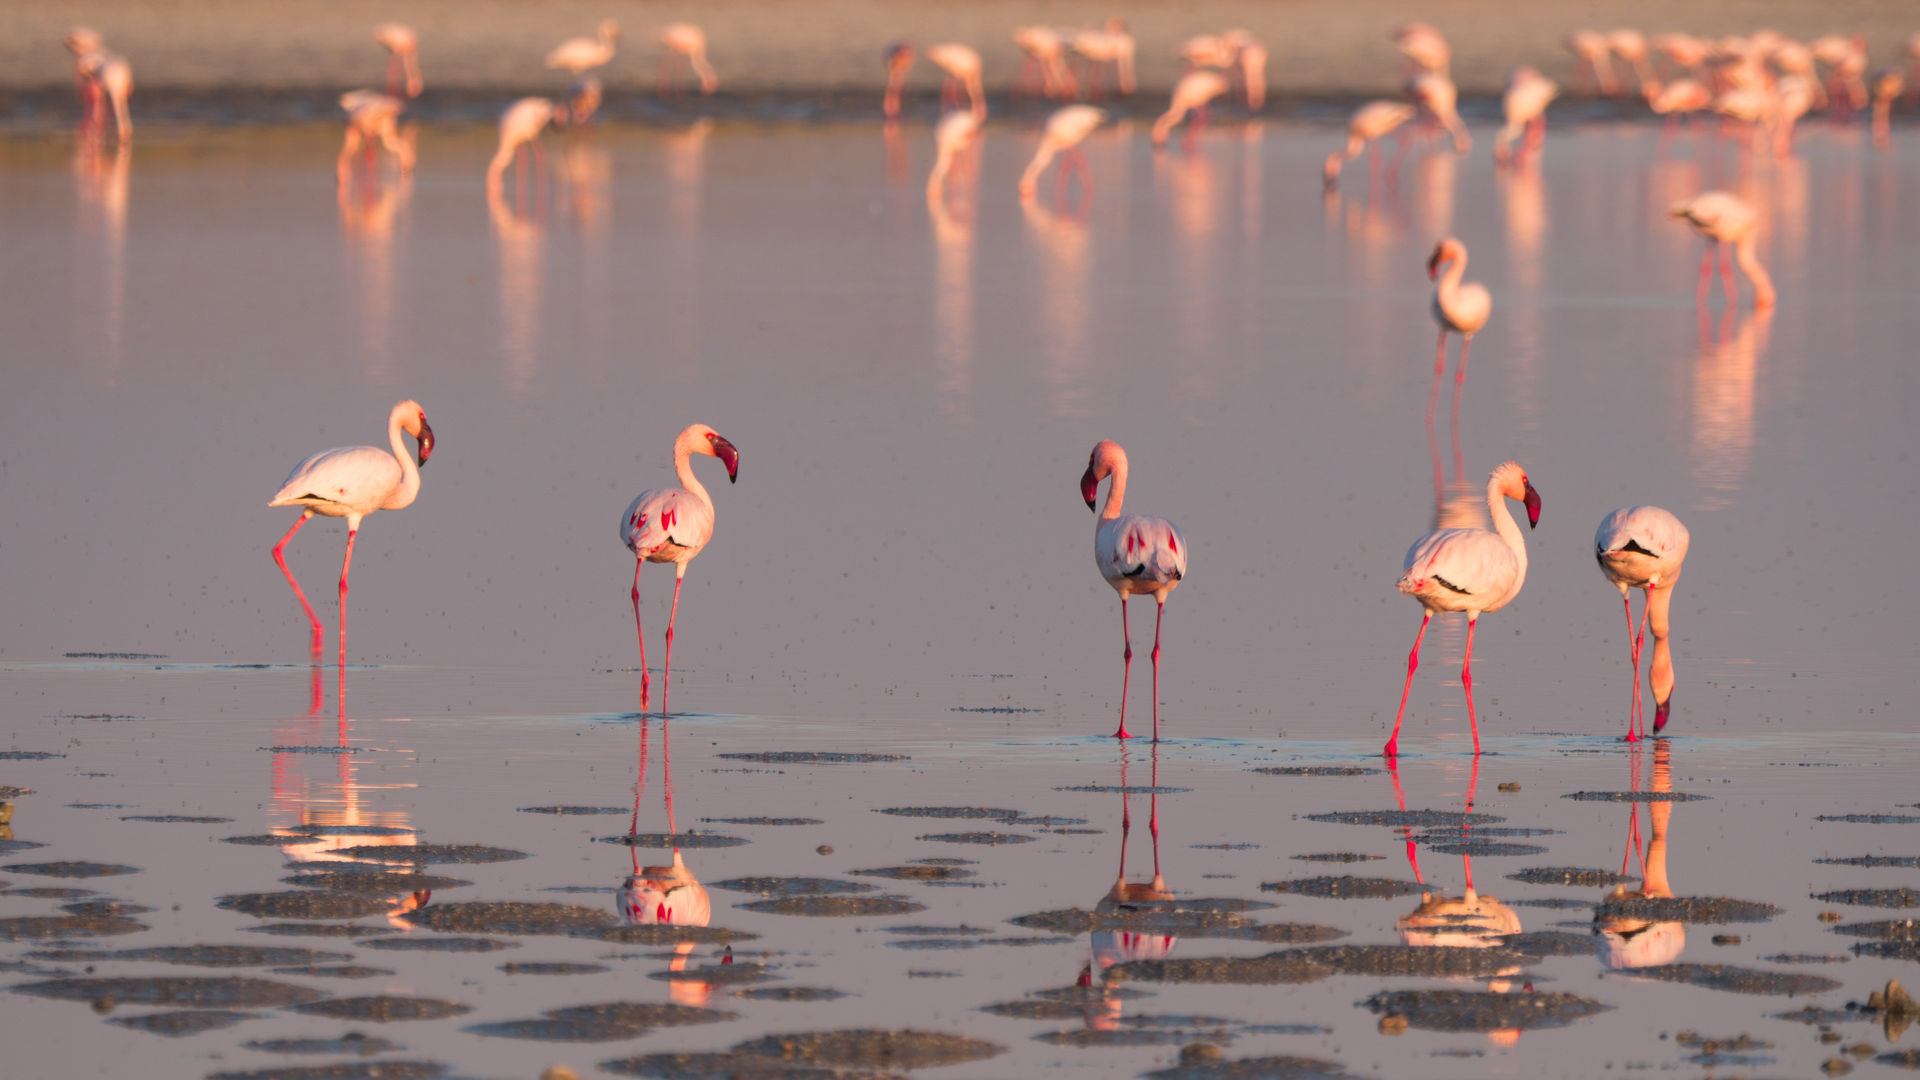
[1437,250,1467,304]
[384,411,422,509]
[1018,142,1058,193]
[1100,455,1129,520]
[674,436,714,508]
[1733,236,1775,306]
[1485,473,1527,594]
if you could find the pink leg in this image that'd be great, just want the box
[1623,593,1642,741]
[661,573,685,716]
[1385,611,1431,758]
[631,561,652,711]
[1696,245,1714,307]
[337,528,358,670]
[1386,757,1423,882]
[1462,615,1481,754]
[1450,336,1471,441]
[272,511,324,655]
[1150,599,1165,743]
[1433,327,1448,377]
[1114,598,1133,739]
[1719,240,1737,307]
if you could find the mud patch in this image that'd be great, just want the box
[914,832,1033,845]
[1593,896,1781,923]
[0,751,64,760]
[334,843,527,864]
[224,833,327,847]
[1302,944,1532,978]
[289,824,413,837]
[470,1001,734,1042]
[1818,855,1920,867]
[1107,953,1330,985]
[1762,954,1850,964]
[1504,931,1598,958]
[120,814,233,824]
[849,865,975,882]
[1145,1054,1361,1079]
[207,1063,447,1079]
[400,901,614,935]
[59,900,155,917]
[602,832,750,849]
[27,945,351,968]
[711,877,876,897]
[1194,843,1261,851]
[878,806,1022,820]
[1831,920,1920,940]
[1303,810,1504,827]
[492,960,606,976]
[1563,791,1708,802]
[1849,941,1920,960]
[243,1032,401,1055]
[735,986,853,1002]
[650,961,772,986]
[1365,988,1609,1032]
[0,839,47,855]
[290,996,472,1022]
[888,935,1067,950]
[1509,897,1592,910]
[716,751,909,764]
[518,805,628,815]
[12,886,94,898]
[1621,963,1842,995]
[1252,766,1381,777]
[272,965,394,979]
[1290,853,1381,863]
[1260,876,1423,899]
[1420,841,1548,857]
[244,923,398,938]
[219,891,392,920]
[13,975,322,1007]
[1039,1027,1233,1047]
[739,895,925,917]
[360,936,518,953]
[259,745,359,755]
[1506,867,1634,887]
[1010,905,1319,942]
[286,871,469,894]
[1818,814,1920,824]
[1878,1050,1920,1068]
[3,860,139,878]
[107,1008,252,1036]
[705,817,825,826]
[1055,785,1190,794]
[0,786,35,798]
[601,1052,901,1078]
[1814,888,1920,909]
[722,1029,1003,1070]
[585,925,759,946]
[0,914,146,940]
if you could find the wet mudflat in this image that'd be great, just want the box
[2,115,1919,1079]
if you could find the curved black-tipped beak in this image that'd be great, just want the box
[710,434,740,483]
[1080,468,1099,512]
[415,417,435,467]
[1523,481,1541,529]
[1426,249,1443,280]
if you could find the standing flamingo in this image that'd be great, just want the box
[64,27,104,119]
[1393,23,1450,76]
[268,400,435,665]
[1322,101,1417,189]
[657,23,718,95]
[926,109,981,201]
[1081,440,1188,742]
[547,20,619,75]
[75,51,133,143]
[620,424,741,715]
[374,24,422,98]
[1151,70,1230,148]
[337,91,415,186]
[1385,462,1541,758]
[1408,72,1470,153]
[1668,191,1776,309]
[1427,238,1491,413]
[926,43,985,119]
[1568,30,1619,95]
[883,41,915,119]
[487,97,563,192]
[1073,19,1136,98]
[1494,67,1557,166]
[1013,27,1076,99]
[1872,70,1904,149]
[1019,104,1104,200]
[1595,507,1690,740]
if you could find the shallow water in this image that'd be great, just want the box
[2,118,1919,1078]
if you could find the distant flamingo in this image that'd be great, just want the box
[883,41,915,119]
[75,51,133,143]
[620,424,741,715]
[657,23,718,95]
[1323,101,1416,189]
[1081,440,1188,742]
[487,98,563,194]
[1873,70,1904,148]
[926,109,981,201]
[64,27,104,118]
[1408,72,1470,153]
[1013,27,1076,99]
[547,20,619,75]
[268,400,435,665]
[1393,23,1450,76]
[1427,238,1491,412]
[1494,67,1557,166]
[374,23,422,98]
[1569,30,1619,95]
[1607,30,1656,96]
[1595,507,1690,740]
[1668,191,1776,309]
[1652,33,1709,80]
[1073,20,1136,98]
[336,91,415,186]
[926,43,985,119]
[1019,104,1104,200]
[1386,462,1541,758]
[1233,34,1269,111]
[1645,79,1712,148]
[1151,70,1229,149]
[568,75,604,125]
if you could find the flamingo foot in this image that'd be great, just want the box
[1113,723,1132,740]
[1382,738,1398,759]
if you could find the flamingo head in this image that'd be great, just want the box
[886,41,915,70]
[395,400,434,466]
[1523,481,1541,528]
[600,19,621,43]
[703,427,741,482]
[1491,461,1540,528]
[1426,237,1465,280]
[1081,439,1123,511]
[1322,151,1344,189]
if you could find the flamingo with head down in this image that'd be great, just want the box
[1669,191,1776,310]
[1151,70,1230,149]
[926,109,981,201]
[1323,101,1417,189]
[657,23,718,95]
[926,43,985,119]
[1019,104,1104,200]
[374,24,423,98]
[1595,507,1690,739]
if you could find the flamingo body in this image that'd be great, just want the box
[1495,67,1557,165]
[1082,440,1186,742]
[374,23,423,98]
[657,22,718,94]
[1018,104,1104,197]
[926,42,985,118]
[1151,70,1229,147]
[1596,506,1690,738]
[1669,191,1775,309]
[927,109,981,199]
[1324,101,1416,188]
[547,20,619,74]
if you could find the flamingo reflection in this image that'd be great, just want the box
[618,721,724,1005]
[487,180,545,392]
[1688,307,1770,510]
[338,173,412,382]
[929,168,976,417]
[1075,741,1174,1028]
[1597,741,1684,971]
[71,139,130,378]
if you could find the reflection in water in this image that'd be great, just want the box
[560,140,614,375]
[928,184,975,418]
[1408,147,1456,241]
[487,182,545,392]
[1160,147,1220,376]
[1597,741,1683,970]
[663,121,712,362]
[1075,743,1172,1029]
[1687,308,1770,510]
[1498,162,1546,295]
[1021,196,1091,418]
[338,176,412,383]
[616,722,722,1006]
[71,140,130,379]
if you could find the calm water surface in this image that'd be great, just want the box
[2,118,1919,1078]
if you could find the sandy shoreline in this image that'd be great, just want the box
[7,0,1916,100]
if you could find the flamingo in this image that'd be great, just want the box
[1569,30,1619,95]
[1180,34,1236,71]
[1652,33,1709,80]
[268,400,435,665]
[883,41,915,119]
[926,109,981,201]
[336,91,415,186]
[487,97,563,192]
[620,424,741,715]
[926,43,985,119]
[567,75,604,126]
[374,23,422,98]
[1408,72,1470,154]
[75,51,133,143]
[1773,75,1817,154]
[1645,79,1712,149]
[657,23,718,96]
[1019,104,1104,200]
[1494,67,1557,166]
[547,20,619,75]
[1322,101,1417,189]
[1608,30,1656,96]
[1081,440,1188,742]
[1234,35,1268,111]
[1427,238,1491,410]
[1872,70,1904,149]
[1150,70,1230,149]
[64,27,104,119]
[1013,27,1075,99]
[1073,20,1136,98]
[1668,191,1776,310]
[1595,507,1690,740]
[1393,23,1450,77]
[1811,35,1869,116]
[1385,462,1541,758]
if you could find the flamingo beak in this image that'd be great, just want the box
[415,417,435,467]
[709,434,740,483]
[1426,249,1443,280]
[1523,481,1541,529]
[1080,468,1099,511]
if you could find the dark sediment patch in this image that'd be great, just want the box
[12,975,321,1007]
[1506,867,1633,887]
[1593,896,1781,924]
[0,914,146,940]
[1144,1054,1362,1079]
[650,962,772,986]
[1505,931,1598,958]
[1831,919,1920,940]
[888,935,1068,950]
[601,832,749,849]
[1620,963,1842,995]
[60,900,155,917]
[399,901,614,935]
[1366,988,1609,1032]
[120,814,233,824]
[11,886,94,898]
[107,1008,252,1036]
[1214,923,1351,945]
[1034,983,1148,1002]
[849,865,975,882]
[704,817,825,826]
[716,751,908,764]
[500,961,610,975]
[286,871,469,894]
[735,986,852,1002]
[1849,941,1920,960]
[1509,897,1593,910]
[1302,944,1532,978]
[272,965,394,979]
[710,877,876,897]
[1260,876,1423,899]
[68,803,135,809]
[470,1001,733,1042]
[1819,814,1920,824]
[1814,888,1920,909]
[62,652,163,659]
[333,843,526,864]
[518,805,628,815]
[603,1052,905,1078]
[877,806,1021,820]
[259,745,359,755]
[1563,791,1708,802]
[1878,1050,1920,1068]
[26,945,351,968]
[1055,785,1190,794]
[243,1032,400,1055]
[1421,841,1548,857]
[0,786,35,798]
[584,924,758,946]
[1818,856,1920,867]
[1195,843,1261,851]
[289,824,413,837]
[724,1029,1003,1070]
[914,832,1033,845]
[1304,810,1504,827]
[1762,954,1850,964]
[911,857,973,866]
[358,936,518,953]
[0,839,48,855]
[290,996,472,1022]
[207,1063,447,1080]
[224,833,327,846]
[1106,953,1331,986]
[1773,1006,1868,1025]
[885,925,990,935]
[244,923,397,938]
[0,751,64,760]
[3,860,139,878]
[1009,904,1320,943]
[219,891,392,920]
[1039,1028,1233,1047]
[738,895,924,917]
[1290,852,1380,863]
[1252,766,1381,777]
[1009,814,1087,826]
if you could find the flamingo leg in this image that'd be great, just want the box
[1114,597,1133,739]
[1696,244,1714,307]
[1719,240,1737,307]
[1150,599,1165,743]
[1385,611,1431,758]
[337,528,358,670]
[1460,615,1482,754]
[1623,593,1643,740]
[631,560,652,711]
[1433,327,1448,377]
[661,572,685,717]
[272,511,325,655]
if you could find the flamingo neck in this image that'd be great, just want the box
[1485,473,1528,597]
[673,435,714,508]
[383,409,422,510]
[1438,251,1467,309]
[1017,140,1059,194]
[1100,455,1129,521]
[1734,236,1775,306]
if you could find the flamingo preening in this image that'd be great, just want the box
[620,424,741,715]
[1018,104,1104,200]
[1595,507,1690,740]
[1386,462,1541,758]
[374,23,423,98]
[1081,440,1188,742]
[268,400,435,666]
[1668,191,1776,310]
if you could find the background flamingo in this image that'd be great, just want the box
[1669,191,1776,309]
[76,51,133,143]
[1427,238,1491,413]
[547,20,619,75]
[337,91,414,187]
[620,424,741,715]
[1019,104,1103,200]
[268,399,434,666]
[1595,507,1690,739]
[926,109,981,201]
[374,23,422,98]
[657,23,718,95]
[1408,71,1470,153]
[1494,67,1557,166]
[487,97,563,195]
[926,43,985,119]
[1386,462,1540,758]
[1072,20,1136,98]
[1151,70,1229,148]
[1393,23,1450,76]
[883,41,915,119]
[64,27,104,118]
[1323,101,1416,189]
[1081,440,1188,742]
[1013,27,1075,99]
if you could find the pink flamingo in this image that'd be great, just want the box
[1645,79,1712,149]
[1595,507,1690,740]
[64,27,104,119]
[1151,70,1229,149]
[926,109,981,201]
[1322,101,1416,189]
[620,424,741,715]
[336,91,415,187]
[75,51,133,143]
[1393,23,1450,77]
[1081,440,1188,742]
[1494,67,1557,166]
[1408,72,1470,154]
[657,23,718,96]
[1873,70,1904,148]
[374,24,422,98]
[1013,27,1076,99]
[1568,30,1619,96]
[567,75,604,126]
[1427,238,1491,414]
[268,400,435,665]
[1233,33,1268,111]
[1072,19,1136,98]
[487,97,564,196]
[547,20,619,75]
[926,43,985,119]
[1668,191,1776,309]
[1608,30,1656,96]
[883,41,915,119]
[1385,462,1541,758]
[1019,104,1104,200]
